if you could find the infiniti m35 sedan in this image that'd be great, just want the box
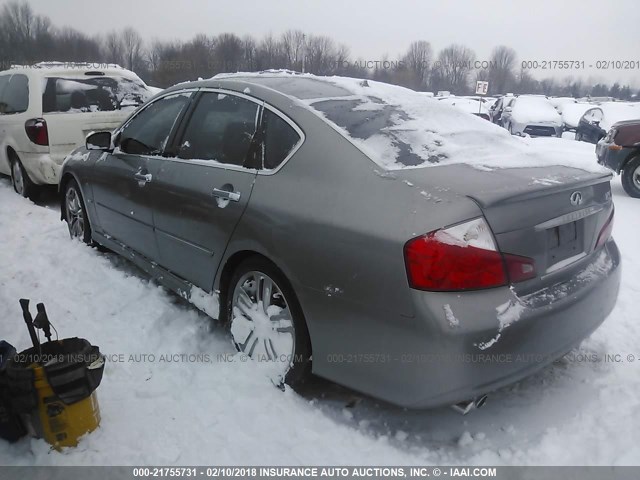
[60,72,620,409]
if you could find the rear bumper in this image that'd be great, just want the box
[512,122,562,137]
[17,151,63,185]
[310,240,621,409]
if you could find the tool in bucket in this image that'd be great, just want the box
[3,299,105,450]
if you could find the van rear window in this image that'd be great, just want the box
[42,76,151,114]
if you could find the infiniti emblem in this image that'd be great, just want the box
[570,191,583,206]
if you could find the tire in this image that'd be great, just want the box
[621,156,640,198]
[575,131,583,142]
[225,256,312,387]
[10,153,38,199]
[63,179,92,244]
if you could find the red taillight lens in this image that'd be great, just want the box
[404,218,536,291]
[25,118,49,146]
[596,209,614,249]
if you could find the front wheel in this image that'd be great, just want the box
[621,156,640,198]
[226,257,311,387]
[64,179,92,243]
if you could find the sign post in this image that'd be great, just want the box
[475,80,489,115]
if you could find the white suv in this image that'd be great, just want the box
[0,62,154,197]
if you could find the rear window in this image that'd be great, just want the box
[0,74,29,114]
[42,76,151,114]
[262,109,302,169]
[312,97,426,166]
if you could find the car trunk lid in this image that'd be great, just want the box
[398,164,614,293]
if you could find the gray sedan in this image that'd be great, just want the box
[60,73,621,409]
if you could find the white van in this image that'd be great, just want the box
[0,62,154,197]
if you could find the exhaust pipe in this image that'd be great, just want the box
[451,394,488,415]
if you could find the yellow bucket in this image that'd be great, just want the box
[31,363,101,450]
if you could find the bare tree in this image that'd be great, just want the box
[281,29,306,71]
[214,33,243,72]
[488,45,517,94]
[402,40,431,89]
[121,27,143,70]
[256,33,285,70]
[305,35,339,75]
[241,35,257,71]
[435,44,475,94]
[104,30,124,65]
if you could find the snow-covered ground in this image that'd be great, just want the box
[0,137,639,465]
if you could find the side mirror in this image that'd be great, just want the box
[86,131,112,151]
[504,107,513,113]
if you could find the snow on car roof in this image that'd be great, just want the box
[509,96,562,124]
[437,96,490,115]
[215,71,607,173]
[593,102,640,131]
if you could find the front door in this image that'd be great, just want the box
[90,91,194,261]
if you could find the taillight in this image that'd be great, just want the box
[595,209,614,249]
[404,217,536,291]
[25,118,49,146]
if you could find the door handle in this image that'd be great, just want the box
[134,172,153,186]
[212,188,241,202]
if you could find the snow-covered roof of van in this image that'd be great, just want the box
[5,62,141,80]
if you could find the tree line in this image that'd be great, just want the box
[0,0,637,99]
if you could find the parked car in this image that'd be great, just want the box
[500,96,563,137]
[437,96,491,120]
[548,96,577,115]
[60,73,620,409]
[0,62,153,198]
[597,119,640,197]
[576,103,640,144]
[560,102,593,132]
[489,94,515,124]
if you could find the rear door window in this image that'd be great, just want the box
[118,92,192,156]
[262,109,302,170]
[42,76,151,113]
[0,74,29,114]
[177,92,259,167]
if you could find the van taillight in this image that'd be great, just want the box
[25,118,49,146]
[404,217,536,291]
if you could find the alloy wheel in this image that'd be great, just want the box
[65,186,85,239]
[230,271,296,376]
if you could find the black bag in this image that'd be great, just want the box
[0,341,27,442]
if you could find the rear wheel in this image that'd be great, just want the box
[621,156,640,198]
[10,154,38,199]
[226,257,311,387]
[64,179,92,244]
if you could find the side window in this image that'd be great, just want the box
[0,74,29,114]
[262,109,302,170]
[0,75,11,114]
[177,92,259,166]
[118,92,192,156]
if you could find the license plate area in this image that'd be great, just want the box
[547,220,584,266]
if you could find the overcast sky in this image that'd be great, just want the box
[16,0,640,87]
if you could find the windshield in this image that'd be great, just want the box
[42,76,152,114]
